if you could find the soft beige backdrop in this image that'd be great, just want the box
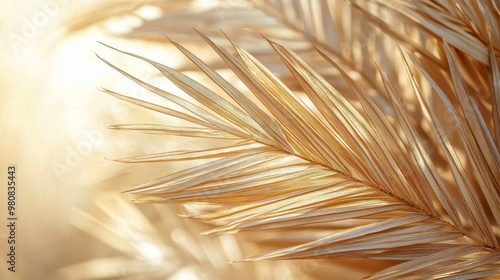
[0,1,312,279]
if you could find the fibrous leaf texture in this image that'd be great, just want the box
[98,0,500,279]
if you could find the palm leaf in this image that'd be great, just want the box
[98,28,500,278]
[73,0,500,278]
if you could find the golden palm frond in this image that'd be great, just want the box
[84,0,500,279]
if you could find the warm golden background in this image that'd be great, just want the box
[0,1,357,279]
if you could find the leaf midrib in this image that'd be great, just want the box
[258,137,497,251]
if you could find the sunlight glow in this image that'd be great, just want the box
[135,5,163,21]
[137,242,164,264]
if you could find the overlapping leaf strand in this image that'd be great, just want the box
[378,58,462,228]
[409,55,498,247]
[167,36,291,152]
[491,39,500,149]
[234,45,348,170]
[99,44,267,143]
[267,40,382,184]
[314,46,436,214]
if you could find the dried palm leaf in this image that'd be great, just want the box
[59,0,500,278]
[97,24,500,278]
